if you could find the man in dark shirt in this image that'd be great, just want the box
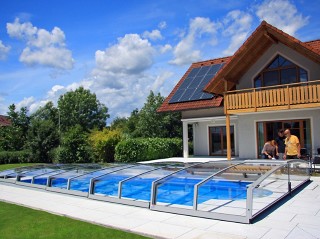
[275,129,286,159]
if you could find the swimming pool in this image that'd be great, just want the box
[0,159,310,223]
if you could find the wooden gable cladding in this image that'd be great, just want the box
[204,21,320,95]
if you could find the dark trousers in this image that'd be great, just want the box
[286,155,297,159]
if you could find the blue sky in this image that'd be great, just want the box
[0,0,319,123]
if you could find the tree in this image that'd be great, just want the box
[58,87,109,131]
[31,101,59,124]
[110,117,128,131]
[133,91,182,138]
[27,102,60,162]
[0,104,30,151]
[58,124,93,163]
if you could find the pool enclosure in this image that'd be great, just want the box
[0,159,310,223]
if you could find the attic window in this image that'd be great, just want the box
[254,55,308,88]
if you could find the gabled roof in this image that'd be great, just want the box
[157,57,230,113]
[0,115,11,127]
[204,21,320,94]
[158,21,320,113]
[304,40,320,54]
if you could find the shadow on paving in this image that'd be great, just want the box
[251,179,312,224]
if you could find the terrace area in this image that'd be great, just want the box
[0,172,319,238]
[1,158,319,238]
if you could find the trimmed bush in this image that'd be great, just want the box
[89,129,122,163]
[115,138,182,163]
[0,150,32,164]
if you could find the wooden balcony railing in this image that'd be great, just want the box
[224,80,320,114]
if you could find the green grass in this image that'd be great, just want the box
[0,202,150,239]
[0,163,40,171]
[0,164,150,239]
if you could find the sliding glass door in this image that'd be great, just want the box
[209,126,234,156]
[256,119,311,158]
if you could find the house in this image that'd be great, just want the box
[0,115,11,127]
[158,21,320,160]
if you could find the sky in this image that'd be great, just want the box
[0,0,319,124]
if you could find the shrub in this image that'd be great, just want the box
[89,128,122,163]
[0,150,32,164]
[115,138,182,163]
[57,125,94,164]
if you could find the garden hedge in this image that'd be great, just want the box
[115,138,182,162]
[0,150,32,164]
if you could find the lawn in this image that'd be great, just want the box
[0,164,150,239]
[0,163,40,171]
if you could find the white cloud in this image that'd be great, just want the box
[256,0,309,36]
[7,18,74,70]
[150,71,174,92]
[0,40,10,60]
[143,29,163,41]
[170,17,218,65]
[222,10,253,55]
[93,34,154,76]
[158,21,167,29]
[88,33,174,119]
[159,44,172,54]
[16,96,48,113]
[47,85,66,99]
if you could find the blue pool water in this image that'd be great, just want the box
[155,178,251,206]
[91,175,255,206]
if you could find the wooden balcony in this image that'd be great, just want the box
[224,80,320,114]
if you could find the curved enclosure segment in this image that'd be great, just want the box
[119,164,184,202]
[69,164,131,193]
[0,160,310,223]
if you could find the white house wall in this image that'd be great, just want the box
[237,108,320,159]
[192,118,238,156]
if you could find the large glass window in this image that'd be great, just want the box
[254,55,308,88]
[256,119,311,158]
[209,126,234,156]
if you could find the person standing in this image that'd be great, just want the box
[275,129,286,159]
[283,129,301,159]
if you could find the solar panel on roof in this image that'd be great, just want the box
[169,63,224,104]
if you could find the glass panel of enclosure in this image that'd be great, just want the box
[120,164,185,201]
[196,162,273,216]
[50,167,98,189]
[0,169,19,178]
[2,165,47,179]
[153,161,238,208]
[92,164,158,197]
[250,160,309,217]
[18,165,62,183]
[69,165,131,193]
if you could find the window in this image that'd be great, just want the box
[256,119,311,158]
[254,55,308,88]
[209,126,235,156]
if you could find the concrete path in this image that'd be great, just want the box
[1,177,320,239]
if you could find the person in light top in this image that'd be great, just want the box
[283,129,301,160]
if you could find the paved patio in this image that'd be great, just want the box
[0,176,320,239]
